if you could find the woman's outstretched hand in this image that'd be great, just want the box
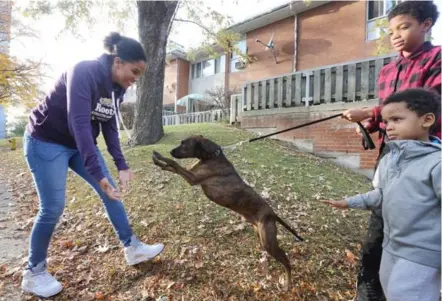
[99,177,121,201]
[118,169,134,192]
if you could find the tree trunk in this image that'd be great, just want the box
[132,1,178,145]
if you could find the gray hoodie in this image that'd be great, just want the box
[347,139,441,269]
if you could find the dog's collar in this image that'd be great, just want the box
[206,148,223,159]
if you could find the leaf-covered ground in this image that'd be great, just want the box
[0,124,372,301]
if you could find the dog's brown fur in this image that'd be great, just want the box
[152,135,303,290]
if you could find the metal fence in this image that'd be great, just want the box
[162,109,228,126]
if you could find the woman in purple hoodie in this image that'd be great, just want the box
[21,32,164,298]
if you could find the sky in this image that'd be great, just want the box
[10,0,289,91]
[7,0,442,106]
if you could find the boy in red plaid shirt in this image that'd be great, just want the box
[341,1,441,301]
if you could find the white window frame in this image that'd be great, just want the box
[191,55,225,80]
[214,57,221,74]
[230,38,247,73]
[202,59,215,77]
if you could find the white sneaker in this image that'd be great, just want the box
[124,239,165,266]
[21,264,63,298]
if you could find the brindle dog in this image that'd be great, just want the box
[152,135,303,290]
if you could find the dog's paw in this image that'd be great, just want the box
[152,150,161,159]
[152,152,167,166]
[152,151,167,162]
[152,155,161,166]
[152,152,176,173]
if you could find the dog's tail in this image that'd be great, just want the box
[276,216,304,242]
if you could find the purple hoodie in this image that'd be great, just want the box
[26,54,129,182]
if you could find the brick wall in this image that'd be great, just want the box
[177,59,190,99]
[241,101,381,171]
[163,58,189,111]
[228,1,382,88]
[164,59,178,106]
[229,17,295,89]
[297,1,377,70]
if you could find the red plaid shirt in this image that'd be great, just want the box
[367,42,441,146]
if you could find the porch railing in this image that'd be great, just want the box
[162,110,176,116]
[230,54,397,122]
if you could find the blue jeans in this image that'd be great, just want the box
[23,133,134,268]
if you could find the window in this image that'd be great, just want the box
[230,39,247,73]
[366,0,401,41]
[215,57,221,74]
[368,0,398,20]
[368,1,383,20]
[202,59,214,77]
[231,39,247,60]
[191,55,225,80]
[191,61,204,79]
[214,55,225,73]
[196,62,202,78]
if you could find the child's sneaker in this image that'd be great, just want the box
[124,238,164,266]
[21,262,62,298]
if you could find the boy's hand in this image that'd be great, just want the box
[342,108,373,122]
[355,121,370,136]
[322,199,349,209]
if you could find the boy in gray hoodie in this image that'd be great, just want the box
[324,88,441,301]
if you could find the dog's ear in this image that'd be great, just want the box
[197,137,219,158]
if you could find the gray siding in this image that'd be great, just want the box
[189,73,225,95]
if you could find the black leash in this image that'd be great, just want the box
[245,113,376,150]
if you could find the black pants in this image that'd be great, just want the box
[355,144,390,301]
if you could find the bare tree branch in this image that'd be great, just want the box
[205,85,240,116]
[173,18,216,38]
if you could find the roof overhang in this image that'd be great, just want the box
[166,49,189,61]
[228,0,331,34]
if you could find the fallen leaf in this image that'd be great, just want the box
[76,245,88,254]
[95,245,110,253]
[95,292,105,300]
[166,281,176,289]
[59,240,75,249]
[4,266,20,277]
[234,224,246,231]
[345,249,357,265]
[261,190,270,199]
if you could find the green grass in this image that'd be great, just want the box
[0,123,372,301]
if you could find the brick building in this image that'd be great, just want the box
[165,0,395,106]
[160,1,407,176]
[163,46,190,113]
